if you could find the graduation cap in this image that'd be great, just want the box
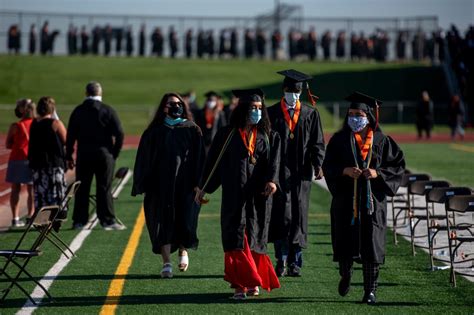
[231,88,265,102]
[204,91,220,98]
[277,69,319,106]
[345,91,382,129]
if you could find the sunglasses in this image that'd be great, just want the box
[167,101,183,107]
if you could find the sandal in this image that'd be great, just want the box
[247,286,260,296]
[178,251,189,272]
[161,263,173,279]
[232,288,247,300]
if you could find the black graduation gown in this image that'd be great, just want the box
[195,109,227,149]
[322,129,405,264]
[267,102,325,248]
[201,126,281,254]
[132,120,205,254]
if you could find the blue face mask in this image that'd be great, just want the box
[249,109,262,125]
[165,116,186,126]
[348,116,369,132]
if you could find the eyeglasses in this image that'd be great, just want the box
[167,101,183,107]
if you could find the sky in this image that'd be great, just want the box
[1,0,473,30]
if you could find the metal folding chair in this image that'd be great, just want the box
[408,180,450,257]
[0,205,60,305]
[426,187,472,271]
[446,195,474,287]
[41,181,81,259]
[392,173,431,245]
[87,167,132,229]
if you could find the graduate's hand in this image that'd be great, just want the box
[194,187,208,205]
[314,167,324,180]
[362,168,378,179]
[343,167,362,179]
[263,182,277,196]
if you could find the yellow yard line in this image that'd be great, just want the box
[100,207,145,315]
[450,143,474,153]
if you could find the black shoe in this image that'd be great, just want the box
[362,291,376,305]
[287,263,301,277]
[338,276,351,296]
[275,260,287,277]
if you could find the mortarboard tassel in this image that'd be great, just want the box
[306,82,319,107]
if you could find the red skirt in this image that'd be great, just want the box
[224,234,280,291]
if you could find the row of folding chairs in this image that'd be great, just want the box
[390,172,474,287]
[0,180,81,305]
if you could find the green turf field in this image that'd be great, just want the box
[0,55,450,135]
[1,148,473,314]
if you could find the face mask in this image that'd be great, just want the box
[168,105,183,118]
[284,92,300,107]
[206,100,217,109]
[249,109,262,125]
[165,116,186,126]
[189,94,196,103]
[348,116,369,132]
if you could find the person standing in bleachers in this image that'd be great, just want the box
[5,99,35,227]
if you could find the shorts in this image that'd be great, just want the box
[5,160,33,184]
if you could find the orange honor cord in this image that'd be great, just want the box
[239,127,257,164]
[280,98,301,139]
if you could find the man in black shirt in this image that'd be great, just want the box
[66,82,125,230]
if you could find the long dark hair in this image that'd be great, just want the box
[229,96,271,136]
[148,92,193,129]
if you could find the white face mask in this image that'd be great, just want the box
[284,92,300,107]
[206,100,217,109]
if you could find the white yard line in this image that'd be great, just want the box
[16,214,99,315]
[0,188,12,197]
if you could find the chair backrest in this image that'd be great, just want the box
[60,181,81,211]
[112,167,132,199]
[427,187,472,203]
[401,173,431,188]
[448,195,474,213]
[410,180,450,196]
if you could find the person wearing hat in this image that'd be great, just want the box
[196,89,281,300]
[195,91,228,152]
[267,69,325,277]
[322,92,405,304]
[132,92,205,278]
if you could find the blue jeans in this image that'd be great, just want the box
[274,239,303,267]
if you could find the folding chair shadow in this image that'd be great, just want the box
[427,187,472,271]
[446,195,474,287]
[392,173,431,245]
[87,167,132,229]
[42,181,81,259]
[0,205,60,305]
[408,180,450,257]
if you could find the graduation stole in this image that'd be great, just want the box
[204,108,215,128]
[239,126,257,164]
[280,98,300,139]
[350,128,374,225]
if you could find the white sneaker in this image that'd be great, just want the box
[161,263,173,278]
[102,222,126,231]
[11,219,25,228]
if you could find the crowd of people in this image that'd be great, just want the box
[5,21,471,63]
[5,72,407,303]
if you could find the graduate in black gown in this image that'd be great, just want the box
[195,91,227,152]
[196,89,281,300]
[132,92,205,279]
[322,92,405,305]
[267,69,325,277]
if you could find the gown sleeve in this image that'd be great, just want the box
[192,125,206,188]
[373,135,406,197]
[131,128,153,196]
[322,133,346,196]
[200,127,228,194]
[308,108,326,169]
[266,130,281,186]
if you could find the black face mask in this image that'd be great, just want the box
[168,105,183,118]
